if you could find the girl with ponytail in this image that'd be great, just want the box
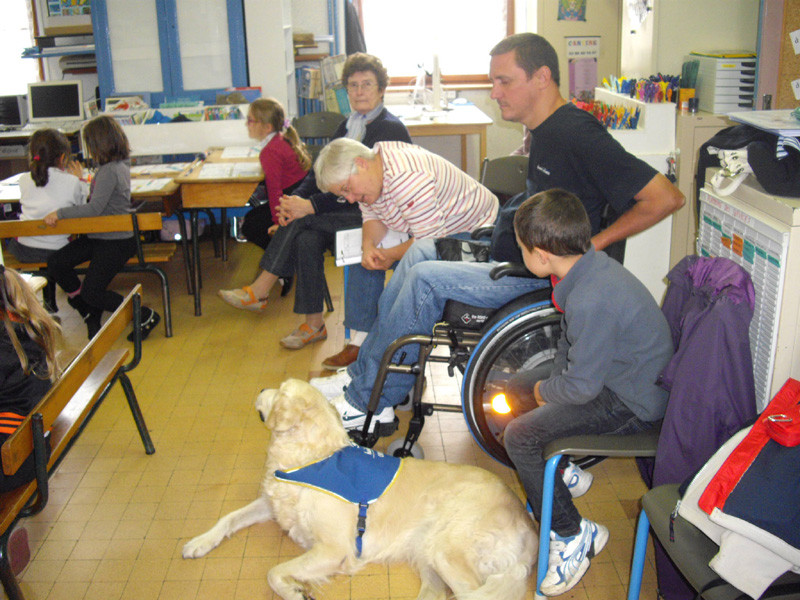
[239,97,311,249]
[7,129,88,263]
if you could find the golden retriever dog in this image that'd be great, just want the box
[182,379,537,600]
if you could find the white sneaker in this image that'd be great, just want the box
[330,394,395,432]
[540,518,609,596]
[562,462,594,498]
[309,369,352,400]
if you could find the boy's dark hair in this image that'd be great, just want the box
[82,115,130,165]
[514,189,591,256]
[490,33,560,86]
[342,52,389,92]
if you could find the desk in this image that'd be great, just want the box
[389,103,493,172]
[175,149,261,315]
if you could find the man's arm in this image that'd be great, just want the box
[591,173,684,251]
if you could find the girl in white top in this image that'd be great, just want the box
[7,129,88,263]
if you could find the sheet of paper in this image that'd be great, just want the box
[197,163,234,179]
[335,228,362,267]
[221,146,259,159]
[232,162,262,178]
[131,162,190,175]
[130,178,173,193]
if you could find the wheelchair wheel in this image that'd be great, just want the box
[461,293,561,466]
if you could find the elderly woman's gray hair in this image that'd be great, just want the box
[314,138,376,192]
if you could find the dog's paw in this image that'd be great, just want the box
[181,534,219,559]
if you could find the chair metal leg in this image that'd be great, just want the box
[143,265,172,337]
[323,277,334,313]
[118,372,155,455]
[176,214,194,295]
[627,509,651,600]
[0,530,24,600]
[536,453,563,599]
[343,265,350,339]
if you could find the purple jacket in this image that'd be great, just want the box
[650,256,759,600]
[653,255,758,489]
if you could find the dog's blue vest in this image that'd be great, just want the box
[274,444,402,556]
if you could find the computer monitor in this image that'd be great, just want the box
[26,80,84,124]
[0,95,27,127]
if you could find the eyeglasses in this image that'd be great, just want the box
[347,81,377,92]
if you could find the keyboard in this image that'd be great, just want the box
[22,120,84,133]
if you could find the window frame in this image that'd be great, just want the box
[352,0,514,87]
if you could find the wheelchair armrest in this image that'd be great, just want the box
[471,225,494,240]
[490,262,537,280]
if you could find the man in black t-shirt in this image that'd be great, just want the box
[309,32,684,452]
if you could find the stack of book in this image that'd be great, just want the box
[691,51,756,115]
[320,55,351,116]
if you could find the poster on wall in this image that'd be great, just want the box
[566,37,599,102]
[558,0,587,22]
[47,0,90,16]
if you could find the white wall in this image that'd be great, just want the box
[622,0,760,77]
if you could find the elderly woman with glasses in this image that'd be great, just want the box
[219,53,412,351]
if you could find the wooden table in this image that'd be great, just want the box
[175,149,262,315]
[389,103,493,172]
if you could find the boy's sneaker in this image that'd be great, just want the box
[280,323,327,349]
[540,518,609,596]
[562,462,594,498]
[330,393,395,432]
[310,368,352,400]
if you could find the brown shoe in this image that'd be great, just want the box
[322,344,360,370]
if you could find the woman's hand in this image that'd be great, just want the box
[43,212,59,227]
[277,195,314,226]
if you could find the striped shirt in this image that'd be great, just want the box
[360,142,498,239]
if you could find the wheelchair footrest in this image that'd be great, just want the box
[376,417,399,437]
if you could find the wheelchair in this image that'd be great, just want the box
[348,262,562,466]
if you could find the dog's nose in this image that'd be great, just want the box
[257,409,265,422]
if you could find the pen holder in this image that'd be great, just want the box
[679,88,695,111]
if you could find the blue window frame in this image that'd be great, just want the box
[92,0,247,106]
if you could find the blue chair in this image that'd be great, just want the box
[535,430,660,598]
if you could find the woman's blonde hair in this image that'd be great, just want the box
[0,266,63,382]
[249,98,312,171]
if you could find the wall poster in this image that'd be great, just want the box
[566,36,599,101]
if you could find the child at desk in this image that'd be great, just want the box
[6,129,88,263]
[44,116,160,341]
[0,265,62,492]
[239,97,311,250]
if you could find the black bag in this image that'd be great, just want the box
[434,237,490,262]
[247,181,268,208]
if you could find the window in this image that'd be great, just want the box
[358,0,512,84]
[0,1,38,95]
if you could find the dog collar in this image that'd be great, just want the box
[274,444,402,556]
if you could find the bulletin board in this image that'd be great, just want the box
[776,1,800,109]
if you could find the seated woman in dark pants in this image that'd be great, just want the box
[218,52,411,350]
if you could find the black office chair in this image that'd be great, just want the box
[479,155,528,203]
[292,111,346,162]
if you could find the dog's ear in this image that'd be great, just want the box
[266,388,307,433]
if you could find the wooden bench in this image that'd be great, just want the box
[0,212,175,337]
[0,284,155,600]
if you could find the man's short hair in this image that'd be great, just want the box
[490,33,560,86]
[314,137,376,192]
[514,189,591,256]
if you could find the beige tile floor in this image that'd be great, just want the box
[12,237,658,599]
